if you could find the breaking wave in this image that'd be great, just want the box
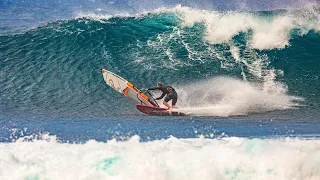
[1,6,320,118]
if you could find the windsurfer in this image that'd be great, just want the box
[145,82,178,109]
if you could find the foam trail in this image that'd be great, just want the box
[176,77,302,116]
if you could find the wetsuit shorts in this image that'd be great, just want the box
[164,91,178,106]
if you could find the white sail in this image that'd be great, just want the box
[101,68,154,106]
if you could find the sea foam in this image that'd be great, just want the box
[1,135,319,180]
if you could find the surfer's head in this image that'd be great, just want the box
[157,82,163,87]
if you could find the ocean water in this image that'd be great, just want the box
[1,0,320,179]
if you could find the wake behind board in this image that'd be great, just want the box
[137,104,186,116]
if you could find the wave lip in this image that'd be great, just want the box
[161,5,320,50]
[72,5,320,51]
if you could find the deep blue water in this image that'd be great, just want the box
[2,117,320,143]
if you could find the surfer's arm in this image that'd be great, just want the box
[147,87,160,91]
[155,92,166,100]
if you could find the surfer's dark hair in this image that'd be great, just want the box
[157,82,163,86]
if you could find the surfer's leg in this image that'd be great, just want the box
[163,101,171,109]
[164,95,172,109]
[172,97,177,107]
[171,92,178,108]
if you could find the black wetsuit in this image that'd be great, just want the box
[148,86,178,106]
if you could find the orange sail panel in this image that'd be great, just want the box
[123,86,151,105]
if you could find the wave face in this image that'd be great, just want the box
[1,6,320,118]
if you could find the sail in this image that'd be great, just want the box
[101,68,155,106]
